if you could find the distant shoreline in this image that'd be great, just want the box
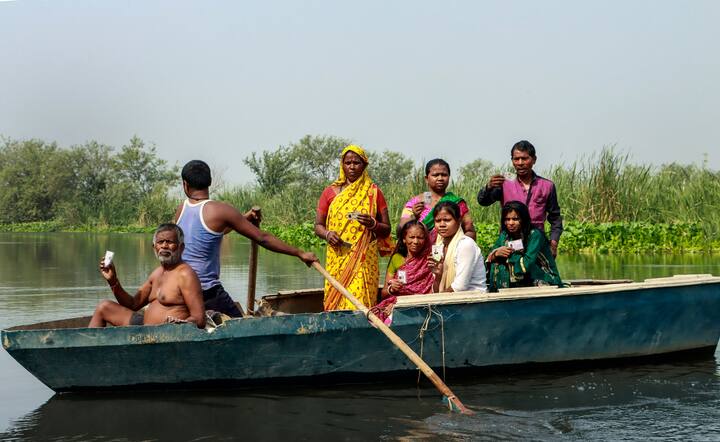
[1,221,717,254]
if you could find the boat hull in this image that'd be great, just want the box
[3,276,720,392]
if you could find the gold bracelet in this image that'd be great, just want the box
[369,218,378,230]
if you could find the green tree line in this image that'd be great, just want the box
[0,136,177,229]
[228,135,720,252]
[2,135,719,252]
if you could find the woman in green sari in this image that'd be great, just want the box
[486,201,562,292]
[398,159,476,242]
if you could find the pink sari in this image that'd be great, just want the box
[393,242,434,295]
[402,192,470,243]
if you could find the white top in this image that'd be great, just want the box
[450,236,487,292]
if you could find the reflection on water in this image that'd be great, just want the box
[1,233,720,440]
[0,232,327,329]
[2,359,719,441]
[558,252,720,282]
[2,232,719,330]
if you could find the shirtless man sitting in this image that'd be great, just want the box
[89,223,206,329]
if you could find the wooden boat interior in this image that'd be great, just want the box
[257,275,717,314]
[7,316,93,332]
[6,275,716,331]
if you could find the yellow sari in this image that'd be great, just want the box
[324,145,387,311]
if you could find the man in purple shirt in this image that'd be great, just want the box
[477,140,563,256]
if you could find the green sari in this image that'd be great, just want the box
[488,229,562,292]
[419,192,466,231]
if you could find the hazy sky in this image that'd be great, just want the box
[2,0,719,184]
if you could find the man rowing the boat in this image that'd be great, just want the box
[175,160,319,317]
[89,223,206,328]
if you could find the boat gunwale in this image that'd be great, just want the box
[1,310,368,349]
[2,274,718,336]
[394,274,720,307]
[4,274,720,392]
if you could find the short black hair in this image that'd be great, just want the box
[433,201,461,221]
[425,158,451,176]
[153,223,184,246]
[181,160,212,189]
[510,140,536,159]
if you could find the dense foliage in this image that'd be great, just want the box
[227,137,720,252]
[0,136,178,228]
[1,135,718,252]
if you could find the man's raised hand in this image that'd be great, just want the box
[99,257,117,284]
[487,174,505,189]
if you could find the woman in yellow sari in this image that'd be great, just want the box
[314,145,392,310]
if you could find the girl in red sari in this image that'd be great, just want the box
[381,220,434,298]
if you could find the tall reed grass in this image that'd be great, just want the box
[215,147,720,252]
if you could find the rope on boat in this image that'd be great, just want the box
[416,305,447,386]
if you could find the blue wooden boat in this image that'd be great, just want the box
[2,274,720,392]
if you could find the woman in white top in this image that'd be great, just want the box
[427,201,487,293]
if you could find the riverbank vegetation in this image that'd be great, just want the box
[1,135,718,253]
[0,136,177,228]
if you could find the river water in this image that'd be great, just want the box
[1,232,719,441]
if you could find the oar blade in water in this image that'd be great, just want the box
[443,395,474,414]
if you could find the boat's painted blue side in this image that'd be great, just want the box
[3,281,720,391]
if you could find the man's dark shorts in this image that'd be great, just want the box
[203,284,243,317]
[130,312,144,326]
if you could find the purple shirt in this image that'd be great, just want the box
[477,173,563,242]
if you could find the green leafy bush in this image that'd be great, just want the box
[2,136,719,254]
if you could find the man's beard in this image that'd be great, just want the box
[156,249,182,266]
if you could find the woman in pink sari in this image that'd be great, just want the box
[398,159,476,242]
[381,220,434,298]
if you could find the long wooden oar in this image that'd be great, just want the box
[312,262,472,414]
[246,206,261,316]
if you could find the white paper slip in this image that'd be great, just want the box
[423,191,432,206]
[431,244,444,262]
[397,270,407,284]
[508,239,524,251]
[104,250,114,267]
